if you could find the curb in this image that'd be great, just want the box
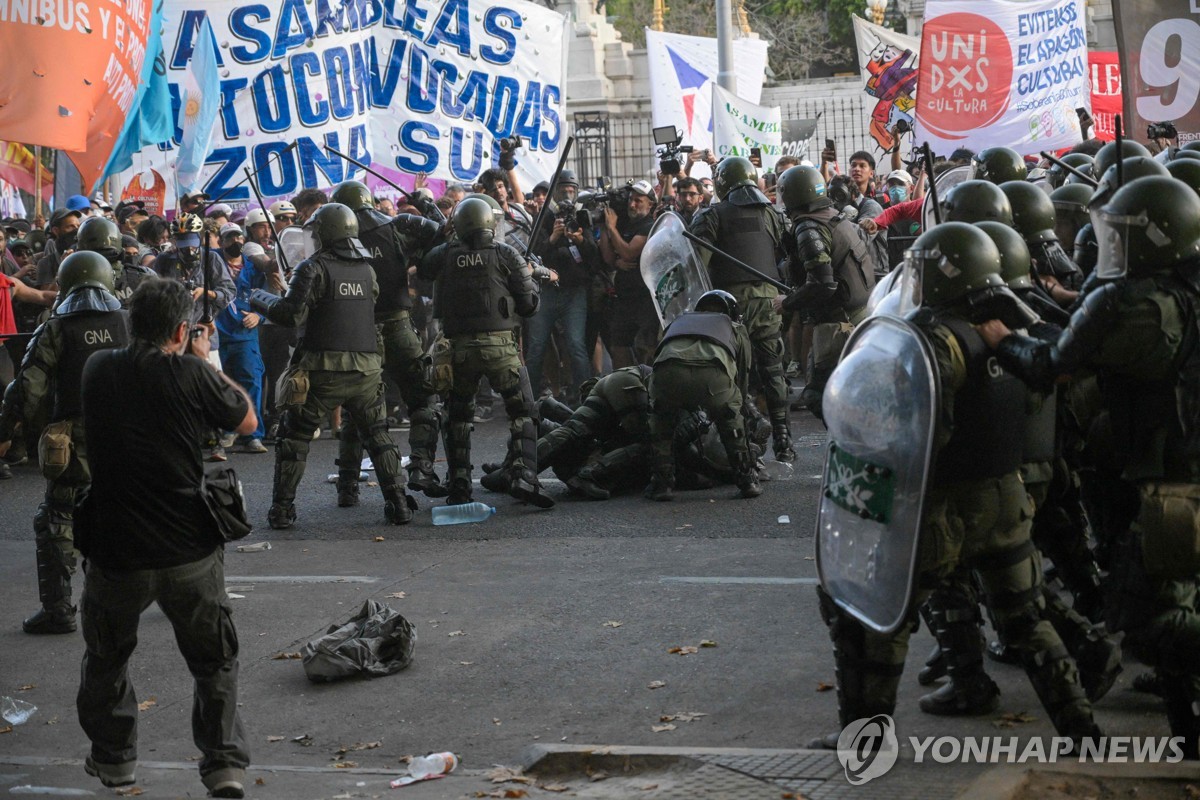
[958,759,1200,800]
[520,743,834,773]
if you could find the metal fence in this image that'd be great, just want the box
[566,94,880,188]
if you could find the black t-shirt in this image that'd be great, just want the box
[81,341,249,570]
[613,214,655,298]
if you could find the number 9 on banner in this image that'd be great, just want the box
[1136,17,1200,122]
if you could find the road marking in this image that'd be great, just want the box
[223,575,379,584]
[659,576,818,585]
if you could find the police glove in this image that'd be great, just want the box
[250,288,281,316]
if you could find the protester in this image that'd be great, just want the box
[214,223,268,454]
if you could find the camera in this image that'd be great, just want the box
[1147,121,1178,140]
[653,125,693,177]
[497,135,524,152]
[575,179,634,228]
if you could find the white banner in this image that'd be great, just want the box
[645,30,770,167]
[853,15,920,155]
[913,0,1089,156]
[118,0,568,212]
[712,84,781,160]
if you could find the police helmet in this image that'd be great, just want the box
[972,146,1028,184]
[910,222,1004,307]
[453,197,497,249]
[940,180,1014,225]
[330,180,374,211]
[1089,156,1169,210]
[693,289,741,321]
[1047,153,1095,188]
[975,221,1034,290]
[1000,180,1058,244]
[713,157,758,201]
[1166,159,1200,199]
[76,216,122,260]
[56,250,115,295]
[1093,176,1200,280]
[1093,139,1152,180]
[303,203,360,254]
[777,165,831,214]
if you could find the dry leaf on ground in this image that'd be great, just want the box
[651,723,677,732]
[640,785,659,791]
[0,726,13,735]
[333,761,357,769]
[538,784,570,793]
[292,734,314,746]
[699,640,718,648]
[816,682,834,692]
[647,680,667,690]
[373,536,385,542]
[336,741,381,754]
[19,684,35,691]
[272,652,302,660]
[137,698,156,711]
[603,621,623,628]
[662,711,707,723]
[487,766,535,785]
[266,735,285,743]
[387,592,407,599]
[255,778,266,786]
[114,788,144,797]
[588,770,609,782]
[667,646,699,655]
[449,630,466,637]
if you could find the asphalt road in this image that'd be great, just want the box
[0,404,1177,798]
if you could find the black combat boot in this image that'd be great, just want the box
[508,419,554,508]
[809,587,899,749]
[383,485,417,525]
[23,545,75,635]
[336,478,360,508]
[917,604,948,685]
[1040,589,1122,703]
[734,452,763,499]
[480,465,512,494]
[407,460,448,498]
[267,503,296,530]
[1133,670,1164,696]
[537,396,574,423]
[566,464,611,500]
[446,477,474,506]
[771,421,796,463]
[644,464,674,501]
[919,590,1000,716]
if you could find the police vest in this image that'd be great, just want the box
[54,310,130,421]
[1022,385,1057,465]
[114,266,151,309]
[357,209,412,315]
[707,203,781,288]
[301,257,378,353]
[434,244,514,336]
[933,317,1026,483]
[827,214,876,311]
[656,312,738,360]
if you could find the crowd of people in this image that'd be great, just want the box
[2,119,1200,795]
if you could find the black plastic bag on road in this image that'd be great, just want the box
[302,599,417,683]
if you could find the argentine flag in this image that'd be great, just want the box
[176,16,221,197]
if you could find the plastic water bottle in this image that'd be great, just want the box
[408,752,459,778]
[431,503,497,526]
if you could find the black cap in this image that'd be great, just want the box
[49,207,82,228]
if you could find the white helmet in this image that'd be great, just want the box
[245,208,275,228]
[269,200,297,217]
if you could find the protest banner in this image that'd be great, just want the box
[1113,0,1200,146]
[645,29,770,167]
[853,15,920,154]
[712,85,782,161]
[1088,51,1121,142]
[913,0,1089,156]
[119,0,568,211]
[779,118,819,162]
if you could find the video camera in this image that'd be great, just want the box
[654,125,693,176]
[575,178,634,229]
[1148,121,1178,141]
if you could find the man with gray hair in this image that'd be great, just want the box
[76,279,256,798]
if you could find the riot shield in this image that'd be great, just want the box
[278,225,307,274]
[816,314,940,634]
[640,212,712,328]
[865,260,920,319]
[922,164,973,231]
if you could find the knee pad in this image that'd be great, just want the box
[501,388,530,420]
[277,436,309,463]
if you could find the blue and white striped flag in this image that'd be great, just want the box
[175,16,221,197]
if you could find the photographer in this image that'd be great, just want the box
[530,170,598,403]
[478,167,533,251]
[76,279,255,798]
[1147,121,1178,157]
[599,180,659,368]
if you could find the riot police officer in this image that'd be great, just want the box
[646,290,760,501]
[328,180,446,503]
[1000,180,1084,292]
[0,252,129,633]
[416,197,553,508]
[814,223,1099,746]
[76,216,153,308]
[688,157,794,462]
[979,175,1200,755]
[775,165,875,419]
[250,203,415,528]
[940,179,1014,225]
